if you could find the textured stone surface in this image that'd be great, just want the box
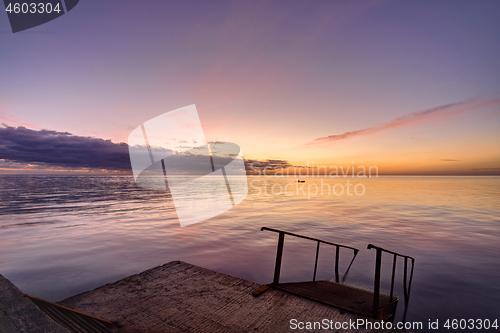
[0,274,69,333]
[59,261,409,333]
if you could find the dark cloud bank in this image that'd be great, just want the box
[0,125,290,174]
[0,126,131,171]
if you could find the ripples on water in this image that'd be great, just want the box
[0,175,499,330]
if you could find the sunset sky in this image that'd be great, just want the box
[1,0,499,175]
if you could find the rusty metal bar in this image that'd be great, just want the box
[341,249,359,282]
[335,246,340,283]
[27,294,115,333]
[313,241,320,282]
[390,253,397,301]
[372,248,382,318]
[273,232,285,284]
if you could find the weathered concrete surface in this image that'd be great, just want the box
[59,261,408,333]
[0,274,69,333]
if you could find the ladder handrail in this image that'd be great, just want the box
[367,244,415,322]
[367,244,415,260]
[261,227,359,284]
[262,227,358,251]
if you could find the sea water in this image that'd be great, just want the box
[0,175,499,330]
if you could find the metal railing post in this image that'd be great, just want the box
[335,246,340,283]
[390,253,397,301]
[402,257,408,321]
[402,257,415,323]
[372,248,382,318]
[273,232,285,284]
[313,241,320,282]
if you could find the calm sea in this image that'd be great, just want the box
[0,175,499,330]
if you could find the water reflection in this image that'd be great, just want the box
[0,175,499,331]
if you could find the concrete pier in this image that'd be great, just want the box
[58,261,406,332]
[1,261,415,332]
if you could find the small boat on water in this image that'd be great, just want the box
[297,180,305,183]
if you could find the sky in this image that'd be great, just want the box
[1,0,499,175]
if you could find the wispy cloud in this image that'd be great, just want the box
[439,159,459,162]
[0,116,38,129]
[310,98,500,144]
